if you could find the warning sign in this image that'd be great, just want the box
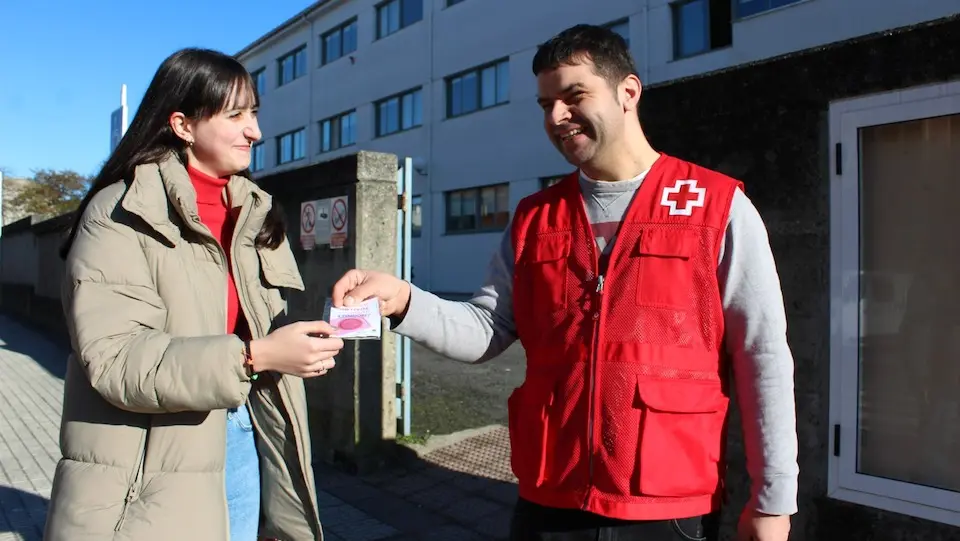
[330,195,348,249]
[314,199,331,246]
[300,201,317,250]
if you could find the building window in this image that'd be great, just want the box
[540,175,565,190]
[319,110,356,153]
[250,68,266,96]
[445,184,509,233]
[411,195,422,237]
[277,47,307,86]
[277,128,306,164]
[447,59,509,118]
[322,19,358,65]
[828,82,960,527]
[375,88,422,137]
[377,0,422,39]
[735,0,802,18]
[250,142,265,172]
[604,18,630,46]
[672,0,732,59]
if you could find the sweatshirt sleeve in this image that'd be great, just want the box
[390,220,518,363]
[718,188,800,515]
[64,210,252,414]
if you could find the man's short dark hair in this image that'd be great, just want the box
[532,24,638,86]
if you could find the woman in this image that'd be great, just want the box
[43,48,341,541]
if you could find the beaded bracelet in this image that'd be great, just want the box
[243,340,258,381]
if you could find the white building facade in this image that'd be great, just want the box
[236,0,958,295]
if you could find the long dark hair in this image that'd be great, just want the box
[60,47,286,259]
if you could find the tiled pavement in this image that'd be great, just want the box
[0,315,517,541]
[315,427,517,541]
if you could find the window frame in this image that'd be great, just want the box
[827,81,960,528]
[374,87,423,138]
[376,0,423,40]
[445,58,510,119]
[444,183,510,234]
[603,18,630,46]
[250,141,265,172]
[276,127,306,165]
[319,110,357,154]
[277,46,307,86]
[671,0,732,60]
[733,0,803,19]
[411,194,422,237]
[321,18,358,66]
[250,68,267,96]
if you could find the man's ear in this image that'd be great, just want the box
[620,74,642,113]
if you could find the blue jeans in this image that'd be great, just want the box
[226,404,261,541]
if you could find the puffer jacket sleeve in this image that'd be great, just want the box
[63,202,253,414]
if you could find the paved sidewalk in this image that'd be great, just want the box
[316,426,516,541]
[0,316,64,541]
[0,315,517,541]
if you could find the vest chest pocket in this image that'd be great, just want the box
[633,228,696,308]
[519,233,571,312]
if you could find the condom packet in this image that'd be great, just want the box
[323,297,382,340]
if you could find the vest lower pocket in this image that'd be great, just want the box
[634,377,728,498]
[507,377,556,487]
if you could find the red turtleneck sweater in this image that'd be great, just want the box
[187,166,248,338]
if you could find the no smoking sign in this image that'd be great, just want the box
[299,195,349,250]
[329,196,349,249]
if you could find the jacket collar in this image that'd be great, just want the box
[120,153,270,247]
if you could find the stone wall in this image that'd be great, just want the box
[257,150,400,472]
[638,14,959,541]
[0,213,72,349]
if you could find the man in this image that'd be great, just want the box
[332,24,797,541]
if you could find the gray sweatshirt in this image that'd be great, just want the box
[391,164,799,516]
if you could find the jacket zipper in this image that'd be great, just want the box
[115,429,148,531]
[228,199,322,535]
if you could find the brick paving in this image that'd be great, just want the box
[0,315,517,541]
[317,427,516,541]
[0,316,64,541]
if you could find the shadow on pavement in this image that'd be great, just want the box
[0,314,69,380]
[314,427,517,541]
[0,484,48,541]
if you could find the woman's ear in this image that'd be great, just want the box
[169,112,194,145]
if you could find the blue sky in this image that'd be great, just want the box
[0,0,312,179]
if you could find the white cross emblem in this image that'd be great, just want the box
[660,179,706,216]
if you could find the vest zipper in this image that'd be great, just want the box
[115,429,148,531]
[582,273,604,511]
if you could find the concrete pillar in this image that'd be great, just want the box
[258,150,398,473]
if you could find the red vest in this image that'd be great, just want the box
[508,153,742,520]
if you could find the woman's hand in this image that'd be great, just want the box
[249,320,344,378]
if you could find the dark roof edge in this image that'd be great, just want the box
[235,0,334,60]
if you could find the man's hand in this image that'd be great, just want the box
[738,509,791,541]
[331,269,412,317]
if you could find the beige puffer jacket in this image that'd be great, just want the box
[43,155,322,541]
